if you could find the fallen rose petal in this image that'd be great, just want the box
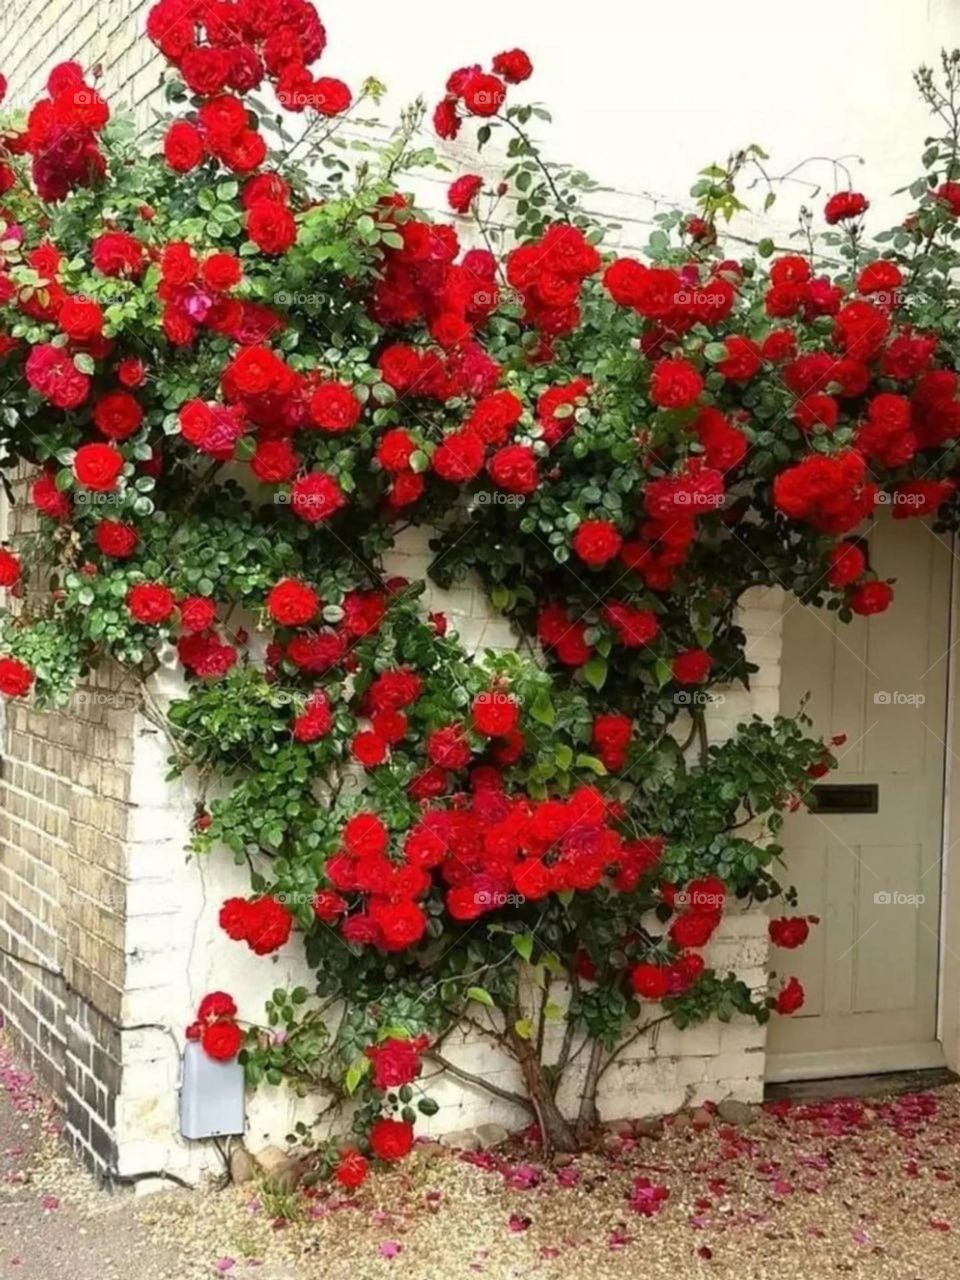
[379,1241,402,1258]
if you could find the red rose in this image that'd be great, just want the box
[197,991,237,1021]
[602,603,659,648]
[201,1019,243,1061]
[378,345,423,393]
[572,519,622,568]
[433,430,485,482]
[592,712,632,770]
[369,1117,414,1162]
[93,391,144,440]
[59,296,104,342]
[352,731,388,768]
[827,541,865,588]
[127,583,176,624]
[377,428,417,474]
[179,596,217,633]
[769,916,811,949]
[824,191,868,224]
[246,200,297,254]
[0,548,21,587]
[95,520,139,558]
[374,899,428,950]
[32,471,71,522]
[91,231,146,278]
[74,443,124,491]
[267,578,320,627]
[462,72,506,117]
[365,1036,423,1090]
[448,174,483,213]
[201,252,242,292]
[850,580,893,615]
[309,382,362,433]
[294,691,334,742]
[650,358,704,410]
[427,724,472,770]
[487,444,538,494]
[250,439,299,484]
[344,812,389,858]
[246,896,293,954]
[117,357,146,388]
[669,910,721,949]
[775,976,805,1015]
[472,689,519,737]
[290,472,346,524]
[313,888,347,922]
[630,963,670,1000]
[0,657,34,698]
[335,1149,368,1190]
[164,120,205,171]
[492,49,533,83]
[671,649,713,685]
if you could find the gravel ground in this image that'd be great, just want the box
[4,1030,960,1280]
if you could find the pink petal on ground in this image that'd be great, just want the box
[41,1195,59,1211]
[214,1260,236,1273]
[772,1179,793,1196]
[930,1220,952,1232]
[508,1213,531,1233]
[379,1241,402,1259]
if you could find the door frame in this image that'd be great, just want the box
[937,533,960,1072]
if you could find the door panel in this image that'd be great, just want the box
[766,513,951,1081]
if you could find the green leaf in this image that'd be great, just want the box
[344,1055,371,1094]
[582,655,608,690]
[512,933,534,962]
[513,1017,534,1040]
[530,691,555,726]
[466,986,495,1008]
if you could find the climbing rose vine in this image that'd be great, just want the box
[1,9,960,1172]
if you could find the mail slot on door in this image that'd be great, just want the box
[809,783,879,814]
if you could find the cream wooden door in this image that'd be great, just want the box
[766,513,952,1080]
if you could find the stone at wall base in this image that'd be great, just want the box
[229,1143,257,1184]
[254,1144,303,1191]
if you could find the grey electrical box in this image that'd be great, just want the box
[179,1041,246,1139]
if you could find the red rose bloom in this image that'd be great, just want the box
[127,582,176,625]
[74,443,124,491]
[472,689,519,737]
[572,519,622,567]
[0,657,34,698]
[592,712,632,771]
[335,1149,368,1190]
[201,1019,243,1061]
[850,580,893,615]
[775,976,805,1015]
[198,992,237,1021]
[92,231,146,278]
[433,430,485,482]
[650,358,704,410]
[671,649,713,685]
[670,910,721,949]
[375,899,428,950]
[824,191,868,224]
[294,691,334,742]
[246,200,297,254]
[370,1117,415,1162]
[630,963,670,1000]
[251,439,299,484]
[492,49,533,83]
[365,1036,424,1090]
[59,296,104,342]
[352,731,388,768]
[179,596,217,633]
[164,120,205,171]
[827,541,866,588]
[0,549,21,587]
[310,382,362,433]
[427,724,472,770]
[769,916,811,949]
[95,520,139,558]
[267,578,319,627]
[462,72,506,117]
[93,391,144,440]
[487,444,538,494]
[290,472,347,523]
[448,174,483,213]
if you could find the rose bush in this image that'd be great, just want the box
[1,14,960,1173]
